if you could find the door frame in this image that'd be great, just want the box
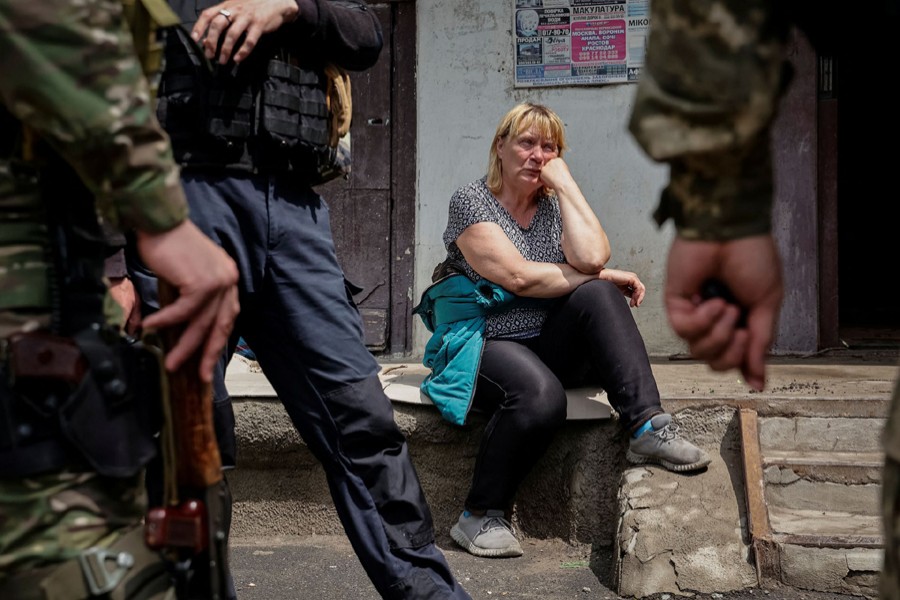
[379,0,417,356]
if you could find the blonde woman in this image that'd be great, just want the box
[418,103,710,559]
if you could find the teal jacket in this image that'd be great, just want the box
[412,273,547,425]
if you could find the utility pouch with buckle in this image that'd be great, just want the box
[58,327,165,478]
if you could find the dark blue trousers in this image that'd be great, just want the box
[136,170,470,600]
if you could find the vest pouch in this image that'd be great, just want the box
[58,334,163,478]
[205,75,255,158]
[260,59,329,152]
[157,31,220,153]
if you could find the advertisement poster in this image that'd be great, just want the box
[514,0,648,87]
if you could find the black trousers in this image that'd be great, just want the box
[466,279,663,512]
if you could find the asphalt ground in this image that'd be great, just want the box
[230,534,869,600]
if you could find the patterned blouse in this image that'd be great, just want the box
[443,177,565,339]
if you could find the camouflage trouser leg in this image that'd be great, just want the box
[0,470,175,599]
[883,456,900,600]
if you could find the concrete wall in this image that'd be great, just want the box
[414,0,681,356]
[412,1,822,357]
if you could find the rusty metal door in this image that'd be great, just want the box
[319,3,416,355]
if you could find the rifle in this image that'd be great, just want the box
[144,280,231,599]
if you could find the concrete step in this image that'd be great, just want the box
[225,357,898,599]
[759,415,886,454]
[763,466,881,516]
[613,406,758,598]
[740,408,888,598]
[768,506,881,540]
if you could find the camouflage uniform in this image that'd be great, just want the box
[0,0,186,596]
[627,0,790,242]
[628,1,899,598]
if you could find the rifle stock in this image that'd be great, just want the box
[147,279,230,599]
[157,280,222,489]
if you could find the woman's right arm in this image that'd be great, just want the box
[456,222,596,298]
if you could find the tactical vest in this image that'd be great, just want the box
[157,0,332,179]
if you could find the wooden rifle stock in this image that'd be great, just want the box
[157,280,223,490]
[145,279,230,599]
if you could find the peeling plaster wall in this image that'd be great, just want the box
[414,0,681,356]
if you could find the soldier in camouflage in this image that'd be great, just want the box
[0,0,239,597]
[628,1,899,598]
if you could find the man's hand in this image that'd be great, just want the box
[193,0,300,65]
[136,221,240,383]
[664,235,783,391]
[107,276,142,335]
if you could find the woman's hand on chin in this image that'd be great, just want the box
[538,157,574,191]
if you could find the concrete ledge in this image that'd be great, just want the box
[224,359,626,553]
[226,361,613,421]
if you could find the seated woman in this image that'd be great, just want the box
[415,102,710,559]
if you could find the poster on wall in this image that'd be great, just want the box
[513,0,648,87]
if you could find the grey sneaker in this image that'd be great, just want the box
[627,414,711,472]
[450,510,523,558]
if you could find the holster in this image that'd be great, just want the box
[0,328,164,478]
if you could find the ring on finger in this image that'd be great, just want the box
[218,8,233,23]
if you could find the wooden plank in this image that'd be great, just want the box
[739,408,775,583]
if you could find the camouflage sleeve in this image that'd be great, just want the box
[0,0,188,234]
[627,0,792,241]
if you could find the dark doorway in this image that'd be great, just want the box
[832,11,900,349]
[320,1,417,356]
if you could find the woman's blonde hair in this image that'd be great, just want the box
[486,102,567,195]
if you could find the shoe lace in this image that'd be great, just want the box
[653,422,679,442]
[481,515,514,534]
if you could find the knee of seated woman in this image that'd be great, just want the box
[567,279,629,311]
[521,386,567,426]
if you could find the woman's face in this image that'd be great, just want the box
[497,127,559,194]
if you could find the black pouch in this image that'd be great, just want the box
[259,58,329,152]
[58,332,164,478]
[205,73,255,156]
[157,29,210,144]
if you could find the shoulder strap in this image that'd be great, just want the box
[122,0,181,82]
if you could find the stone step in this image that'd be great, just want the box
[768,506,882,540]
[758,415,886,454]
[762,449,884,470]
[763,465,881,515]
[762,450,883,487]
[774,543,882,597]
[740,409,885,598]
